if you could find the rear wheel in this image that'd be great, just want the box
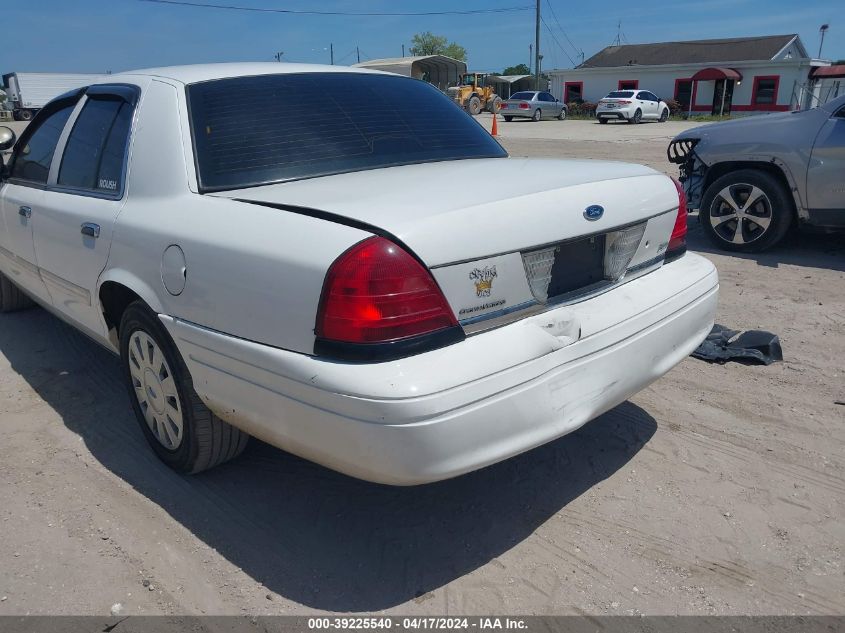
[489,96,502,114]
[467,96,482,116]
[503,116,513,122]
[699,169,794,252]
[119,301,249,473]
[18,109,33,121]
[532,108,542,122]
[0,272,35,312]
[628,109,642,124]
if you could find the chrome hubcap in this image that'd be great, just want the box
[710,184,773,245]
[128,330,183,450]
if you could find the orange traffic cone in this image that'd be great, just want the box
[491,112,499,137]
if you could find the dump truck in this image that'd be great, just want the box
[2,72,101,121]
[447,73,502,115]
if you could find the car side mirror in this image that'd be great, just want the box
[0,126,16,152]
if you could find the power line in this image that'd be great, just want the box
[540,16,575,67]
[544,0,582,62]
[140,0,534,16]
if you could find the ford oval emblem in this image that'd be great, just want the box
[584,205,604,221]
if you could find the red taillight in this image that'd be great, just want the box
[667,177,688,260]
[519,102,530,109]
[316,237,458,346]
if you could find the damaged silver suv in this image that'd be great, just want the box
[668,94,845,252]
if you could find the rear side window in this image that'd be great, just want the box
[511,92,536,100]
[10,104,75,184]
[188,72,507,192]
[58,97,134,194]
[606,91,634,99]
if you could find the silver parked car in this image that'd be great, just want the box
[668,94,845,252]
[501,91,567,122]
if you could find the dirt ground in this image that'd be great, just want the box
[0,118,843,616]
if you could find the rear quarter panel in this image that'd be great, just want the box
[105,77,371,354]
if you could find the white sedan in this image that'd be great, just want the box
[596,89,670,124]
[0,64,718,485]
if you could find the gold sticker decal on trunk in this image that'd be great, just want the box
[469,266,497,297]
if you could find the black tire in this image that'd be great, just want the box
[628,109,642,124]
[659,108,669,122]
[557,108,567,121]
[119,301,249,473]
[503,116,513,122]
[0,272,36,312]
[467,96,482,116]
[489,96,502,114]
[18,110,32,121]
[532,108,542,122]
[598,118,608,124]
[699,169,794,253]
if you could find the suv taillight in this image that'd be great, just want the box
[666,177,688,262]
[315,237,463,361]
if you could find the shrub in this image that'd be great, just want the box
[567,101,597,117]
[666,99,685,116]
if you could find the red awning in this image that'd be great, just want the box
[691,67,743,82]
[810,65,845,79]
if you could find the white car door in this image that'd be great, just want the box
[0,99,78,305]
[642,92,659,119]
[33,86,137,338]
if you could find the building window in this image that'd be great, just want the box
[618,79,639,90]
[564,81,583,103]
[674,79,694,108]
[752,76,779,105]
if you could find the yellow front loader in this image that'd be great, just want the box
[447,73,502,115]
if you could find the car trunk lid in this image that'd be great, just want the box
[212,157,677,266]
[214,158,680,331]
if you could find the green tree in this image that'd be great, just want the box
[410,31,467,62]
[502,63,530,75]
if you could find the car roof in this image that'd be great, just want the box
[109,62,383,85]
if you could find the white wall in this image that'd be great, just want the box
[549,61,814,114]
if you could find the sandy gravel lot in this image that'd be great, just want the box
[0,117,843,616]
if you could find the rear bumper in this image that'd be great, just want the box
[597,110,630,120]
[162,253,718,485]
[501,108,535,118]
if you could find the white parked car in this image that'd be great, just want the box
[0,64,718,485]
[597,89,670,124]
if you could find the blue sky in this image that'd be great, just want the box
[2,0,841,75]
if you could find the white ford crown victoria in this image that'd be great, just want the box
[0,64,718,484]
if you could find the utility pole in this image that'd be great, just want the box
[402,44,405,57]
[357,46,360,64]
[534,0,540,90]
[330,43,334,65]
[818,24,829,58]
[529,43,533,74]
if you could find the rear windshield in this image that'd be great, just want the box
[187,72,506,192]
[605,91,635,99]
[510,92,536,100]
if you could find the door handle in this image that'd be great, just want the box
[81,223,100,239]
[18,206,31,218]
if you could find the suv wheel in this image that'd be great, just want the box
[699,169,794,252]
